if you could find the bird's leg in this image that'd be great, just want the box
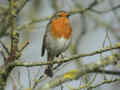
[44,55,54,77]
[53,53,65,70]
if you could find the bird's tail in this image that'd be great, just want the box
[45,64,53,77]
[44,55,53,77]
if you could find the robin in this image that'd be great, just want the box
[41,10,72,77]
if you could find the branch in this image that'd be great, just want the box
[17,2,120,31]
[0,40,10,55]
[0,0,30,88]
[17,0,98,31]
[38,53,120,90]
[91,4,120,14]
[11,42,120,67]
[18,40,30,52]
[0,0,19,89]
[93,69,120,75]
[0,0,30,37]
[69,78,120,89]
[0,42,119,89]
[88,78,120,89]
[0,40,29,89]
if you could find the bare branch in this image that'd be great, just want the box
[0,0,30,37]
[12,43,120,67]
[38,53,120,90]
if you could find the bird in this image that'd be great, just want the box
[41,10,72,77]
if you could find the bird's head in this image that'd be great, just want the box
[55,11,70,18]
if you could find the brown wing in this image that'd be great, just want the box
[41,35,46,56]
[41,21,51,56]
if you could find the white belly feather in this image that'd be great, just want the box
[46,33,71,56]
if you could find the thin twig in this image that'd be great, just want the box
[38,53,120,90]
[13,43,120,67]
[88,78,120,89]
[93,69,120,75]
[0,40,10,55]
[18,40,30,52]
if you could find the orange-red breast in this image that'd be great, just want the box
[41,11,72,77]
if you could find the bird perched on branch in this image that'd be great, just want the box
[41,11,72,77]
